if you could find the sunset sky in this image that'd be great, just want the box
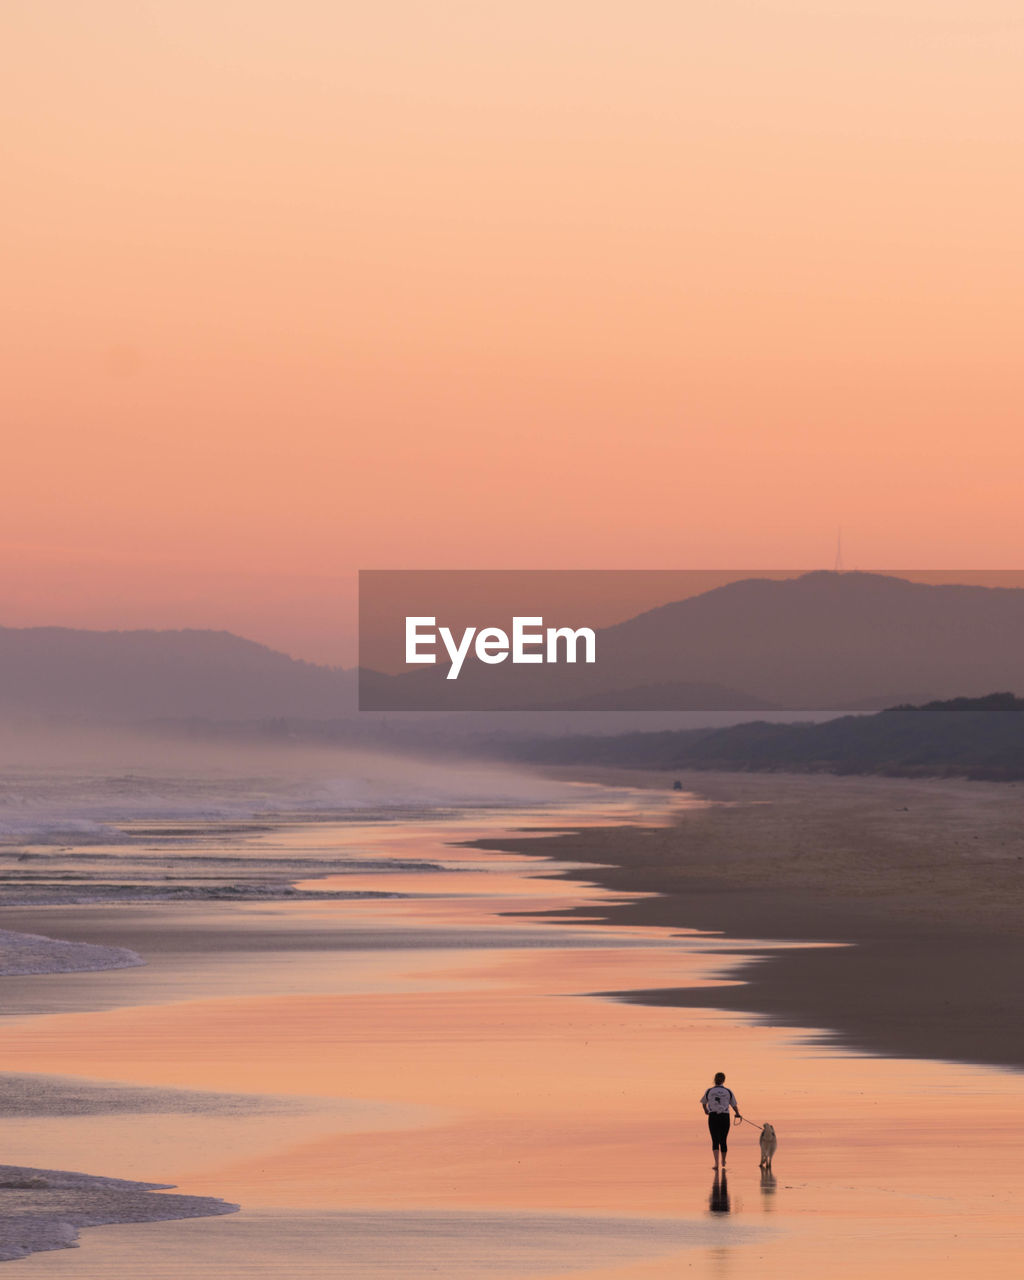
[4,2,1023,663]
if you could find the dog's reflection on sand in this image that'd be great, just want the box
[708,1172,731,1214]
[760,1166,778,1201]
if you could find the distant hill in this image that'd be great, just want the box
[6,572,1024,723]
[497,694,1024,780]
[362,572,1024,711]
[0,626,355,721]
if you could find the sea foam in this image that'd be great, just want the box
[0,928,144,977]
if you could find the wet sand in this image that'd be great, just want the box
[475,769,1024,1069]
[0,788,1022,1276]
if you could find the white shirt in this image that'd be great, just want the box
[701,1085,737,1114]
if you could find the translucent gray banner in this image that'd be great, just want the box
[358,569,1024,712]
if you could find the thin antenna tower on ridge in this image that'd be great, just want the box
[834,528,844,573]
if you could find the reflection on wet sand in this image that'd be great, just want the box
[708,1173,731,1215]
[0,795,1021,1278]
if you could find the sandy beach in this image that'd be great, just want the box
[0,774,1020,1276]
[476,768,1024,1069]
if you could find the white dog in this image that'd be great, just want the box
[759,1123,777,1169]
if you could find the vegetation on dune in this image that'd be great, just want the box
[498,694,1024,780]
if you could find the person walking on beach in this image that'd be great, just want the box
[701,1072,741,1171]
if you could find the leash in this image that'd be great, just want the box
[706,1112,766,1133]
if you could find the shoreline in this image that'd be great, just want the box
[0,1164,236,1263]
[467,768,1024,1071]
[1,791,1023,1277]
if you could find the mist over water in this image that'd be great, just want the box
[0,723,581,846]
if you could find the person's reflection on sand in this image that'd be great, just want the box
[759,1166,777,1203]
[708,1171,731,1214]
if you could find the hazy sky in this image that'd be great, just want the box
[4,3,1023,662]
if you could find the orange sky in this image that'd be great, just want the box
[3,3,1023,663]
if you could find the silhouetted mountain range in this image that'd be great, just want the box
[0,626,355,720]
[3,572,1023,722]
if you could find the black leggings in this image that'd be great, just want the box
[708,1112,730,1152]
